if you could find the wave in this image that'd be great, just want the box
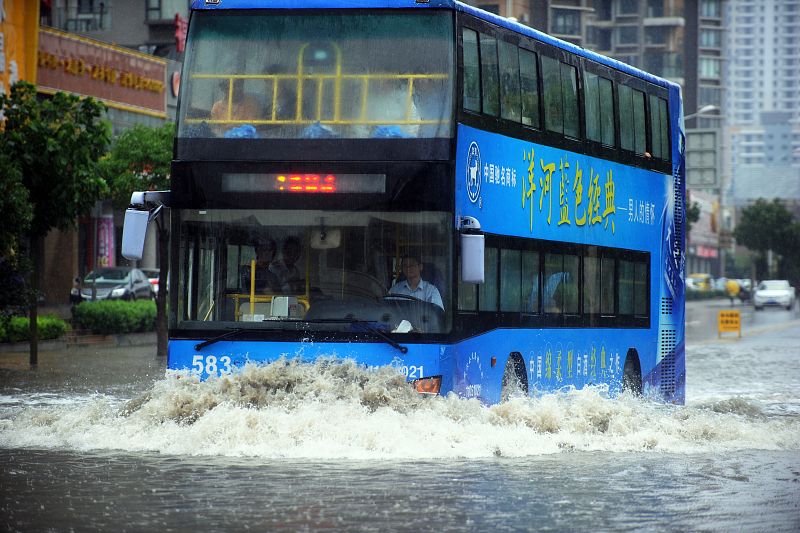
[1,359,798,459]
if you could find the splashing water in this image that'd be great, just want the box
[1,358,798,459]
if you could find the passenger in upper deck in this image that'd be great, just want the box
[210,79,262,138]
[348,78,421,139]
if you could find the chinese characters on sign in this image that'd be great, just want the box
[628,198,657,225]
[37,28,166,115]
[519,146,618,234]
[530,344,620,384]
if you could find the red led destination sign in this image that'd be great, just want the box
[222,173,386,194]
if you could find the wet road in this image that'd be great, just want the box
[1,301,799,531]
[685,296,799,343]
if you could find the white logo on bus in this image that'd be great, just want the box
[466,141,481,203]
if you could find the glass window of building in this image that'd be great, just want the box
[699,57,721,79]
[618,0,639,15]
[700,29,722,48]
[617,26,639,45]
[701,0,722,18]
[552,9,581,35]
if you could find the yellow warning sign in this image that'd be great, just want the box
[717,310,741,338]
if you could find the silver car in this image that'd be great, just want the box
[77,267,155,302]
[753,280,796,310]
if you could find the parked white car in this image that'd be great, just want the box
[753,280,796,310]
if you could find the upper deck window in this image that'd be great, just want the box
[542,56,579,139]
[584,71,615,147]
[178,11,454,140]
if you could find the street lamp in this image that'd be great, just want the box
[685,104,720,121]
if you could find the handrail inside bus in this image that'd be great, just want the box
[186,71,450,127]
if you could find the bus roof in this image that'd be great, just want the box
[191,0,679,93]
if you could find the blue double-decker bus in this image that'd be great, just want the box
[125,0,685,404]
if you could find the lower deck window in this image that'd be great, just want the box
[458,237,649,326]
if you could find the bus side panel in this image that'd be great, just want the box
[454,123,677,401]
[450,328,657,404]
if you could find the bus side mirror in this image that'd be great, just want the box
[459,216,484,284]
[122,208,150,261]
[121,190,169,261]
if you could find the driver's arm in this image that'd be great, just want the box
[430,286,444,311]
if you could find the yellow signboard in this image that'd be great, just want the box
[717,310,741,338]
[0,1,40,95]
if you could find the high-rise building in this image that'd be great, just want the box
[469,0,594,46]
[39,0,188,59]
[725,0,800,209]
[585,0,687,86]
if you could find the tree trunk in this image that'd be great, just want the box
[28,234,42,367]
[156,220,169,357]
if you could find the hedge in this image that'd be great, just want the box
[686,289,728,301]
[72,300,157,335]
[0,316,69,343]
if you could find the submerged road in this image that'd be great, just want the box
[0,301,798,531]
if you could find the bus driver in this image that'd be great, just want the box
[389,253,444,310]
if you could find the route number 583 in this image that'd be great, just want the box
[192,354,232,375]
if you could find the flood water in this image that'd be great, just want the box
[1,312,799,531]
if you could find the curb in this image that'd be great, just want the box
[0,331,156,354]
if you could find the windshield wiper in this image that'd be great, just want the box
[194,319,408,355]
[355,320,408,354]
[193,319,303,351]
[194,328,248,351]
[304,318,408,354]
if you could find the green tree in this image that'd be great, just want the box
[734,198,798,281]
[0,150,32,258]
[0,151,33,324]
[99,122,174,357]
[0,82,110,365]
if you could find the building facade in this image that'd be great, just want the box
[25,1,189,306]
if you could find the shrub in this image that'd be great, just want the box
[0,315,68,343]
[686,289,727,301]
[72,300,157,335]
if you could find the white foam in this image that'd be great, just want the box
[1,359,798,459]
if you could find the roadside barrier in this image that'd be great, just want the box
[717,310,741,338]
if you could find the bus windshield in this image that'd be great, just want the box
[178,11,454,140]
[176,208,452,335]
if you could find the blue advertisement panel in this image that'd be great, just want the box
[455,124,668,253]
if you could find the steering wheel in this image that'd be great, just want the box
[382,293,427,305]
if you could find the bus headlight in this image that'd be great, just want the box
[412,375,442,395]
